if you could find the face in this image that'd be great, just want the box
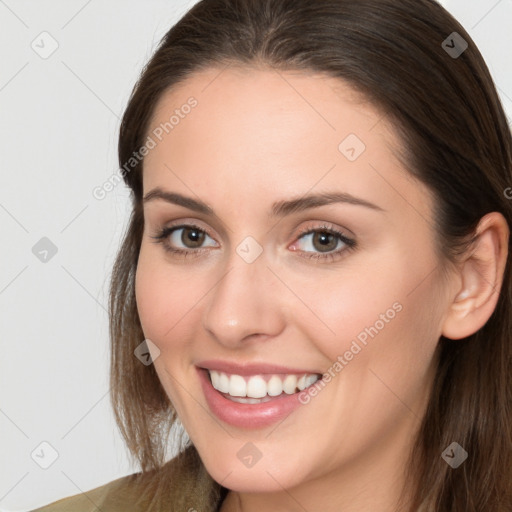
[135,66,452,497]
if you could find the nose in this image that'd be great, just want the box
[202,249,286,348]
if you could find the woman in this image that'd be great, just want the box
[33,0,512,510]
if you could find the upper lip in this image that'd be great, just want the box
[197,359,321,376]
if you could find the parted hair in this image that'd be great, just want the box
[109,0,512,510]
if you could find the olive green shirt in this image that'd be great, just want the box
[31,472,150,512]
[30,449,226,512]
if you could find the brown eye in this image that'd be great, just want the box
[311,231,338,252]
[291,224,357,262]
[181,227,206,248]
[296,229,348,254]
[151,224,218,255]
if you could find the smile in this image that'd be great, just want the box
[197,364,324,428]
[208,370,320,403]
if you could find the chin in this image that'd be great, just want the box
[199,448,310,494]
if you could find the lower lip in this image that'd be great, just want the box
[197,367,305,429]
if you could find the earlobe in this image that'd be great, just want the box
[441,212,509,341]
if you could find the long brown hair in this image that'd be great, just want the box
[109,1,512,510]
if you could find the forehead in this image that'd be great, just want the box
[142,65,434,224]
[147,65,392,150]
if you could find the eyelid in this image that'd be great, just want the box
[158,221,218,246]
[293,220,354,240]
[159,219,218,240]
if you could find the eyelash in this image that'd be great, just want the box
[149,222,357,262]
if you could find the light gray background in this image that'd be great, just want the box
[0,1,510,510]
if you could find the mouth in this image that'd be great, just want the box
[196,364,324,429]
[206,369,322,404]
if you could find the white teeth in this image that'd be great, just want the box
[229,374,247,397]
[267,375,283,396]
[207,370,320,399]
[283,375,298,394]
[218,372,230,393]
[210,370,220,389]
[305,374,319,387]
[246,376,267,398]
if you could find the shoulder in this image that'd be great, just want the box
[30,471,148,512]
[30,446,223,512]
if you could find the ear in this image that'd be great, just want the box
[442,212,509,340]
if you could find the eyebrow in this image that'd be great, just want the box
[142,187,385,217]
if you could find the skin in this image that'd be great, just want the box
[135,65,509,511]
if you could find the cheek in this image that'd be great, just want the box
[289,262,404,359]
[135,244,202,345]
[134,247,200,410]
[302,250,443,379]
